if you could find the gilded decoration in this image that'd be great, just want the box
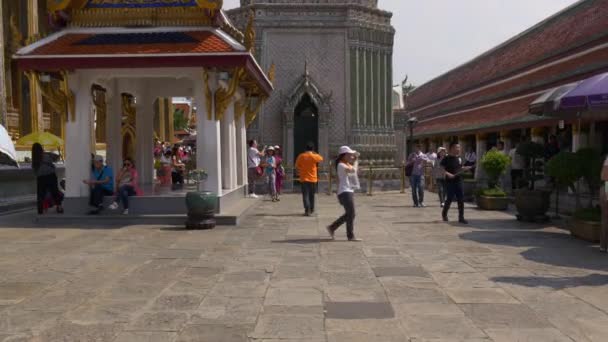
[59,71,76,122]
[244,10,255,53]
[214,67,246,121]
[267,63,276,83]
[234,100,245,121]
[91,85,107,143]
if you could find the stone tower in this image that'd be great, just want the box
[228,0,396,167]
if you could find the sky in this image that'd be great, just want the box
[223,0,580,87]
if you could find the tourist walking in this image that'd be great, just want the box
[406,144,430,207]
[327,146,361,241]
[158,149,172,186]
[295,142,324,216]
[600,155,608,252]
[31,143,64,214]
[433,147,447,207]
[247,140,265,198]
[274,145,284,199]
[263,146,278,202]
[84,155,114,215]
[109,157,140,215]
[509,142,524,189]
[441,143,472,224]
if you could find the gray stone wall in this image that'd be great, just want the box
[228,0,396,163]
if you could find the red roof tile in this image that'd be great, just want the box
[29,31,235,56]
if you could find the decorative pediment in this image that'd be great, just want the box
[283,66,332,124]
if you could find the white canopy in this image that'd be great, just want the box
[0,124,18,167]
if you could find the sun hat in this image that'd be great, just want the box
[338,146,357,155]
[274,145,281,149]
[93,155,104,162]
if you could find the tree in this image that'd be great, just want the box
[173,108,188,131]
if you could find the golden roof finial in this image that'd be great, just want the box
[267,63,276,83]
[244,9,256,53]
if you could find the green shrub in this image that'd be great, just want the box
[573,207,601,222]
[546,151,579,189]
[480,150,511,189]
[575,148,603,208]
[476,188,507,198]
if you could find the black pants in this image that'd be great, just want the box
[442,181,465,220]
[90,185,113,208]
[329,192,356,240]
[37,173,63,214]
[436,178,446,204]
[301,182,317,213]
[511,169,524,190]
[172,171,184,185]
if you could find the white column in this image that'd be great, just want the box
[236,110,247,187]
[65,73,93,197]
[221,99,237,190]
[136,101,154,185]
[194,73,222,194]
[475,134,487,181]
[105,79,122,175]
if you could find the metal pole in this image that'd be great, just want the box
[327,161,333,195]
[400,161,406,193]
[367,162,373,196]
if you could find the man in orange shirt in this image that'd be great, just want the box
[295,142,324,216]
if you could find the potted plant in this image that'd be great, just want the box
[514,141,551,222]
[185,169,217,229]
[548,148,603,242]
[476,150,511,210]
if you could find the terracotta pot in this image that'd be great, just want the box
[569,218,601,243]
[514,189,551,222]
[185,191,217,229]
[476,195,509,211]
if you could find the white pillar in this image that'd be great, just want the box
[105,79,122,175]
[194,73,222,194]
[221,99,237,190]
[236,111,247,187]
[136,101,154,185]
[65,73,93,197]
[475,134,487,181]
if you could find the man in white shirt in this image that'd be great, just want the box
[247,140,265,198]
[600,155,608,252]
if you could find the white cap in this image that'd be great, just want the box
[267,146,275,151]
[274,145,281,149]
[338,146,357,155]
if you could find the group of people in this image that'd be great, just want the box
[32,143,140,216]
[247,140,362,241]
[407,142,472,224]
[154,141,189,187]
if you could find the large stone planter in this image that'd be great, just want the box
[463,179,477,202]
[185,191,217,229]
[476,195,509,211]
[568,218,601,243]
[514,189,551,222]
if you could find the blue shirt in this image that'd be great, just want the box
[92,166,114,192]
[265,156,275,175]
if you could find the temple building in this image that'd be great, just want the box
[10,0,273,213]
[227,0,396,167]
[403,0,608,171]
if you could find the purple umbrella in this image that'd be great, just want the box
[560,72,608,110]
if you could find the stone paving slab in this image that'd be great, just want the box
[2,192,608,341]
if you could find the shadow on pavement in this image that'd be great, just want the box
[251,213,307,217]
[450,218,554,230]
[492,273,608,289]
[272,238,336,244]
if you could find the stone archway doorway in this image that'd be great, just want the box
[293,93,319,161]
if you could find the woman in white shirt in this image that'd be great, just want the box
[327,146,361,241]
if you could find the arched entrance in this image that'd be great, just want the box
[293,94,319,161]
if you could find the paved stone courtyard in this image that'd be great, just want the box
[2,192,608,341]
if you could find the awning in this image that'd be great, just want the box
[529,83,578,116]
[14,27,273,96]
[560,72,608,111]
